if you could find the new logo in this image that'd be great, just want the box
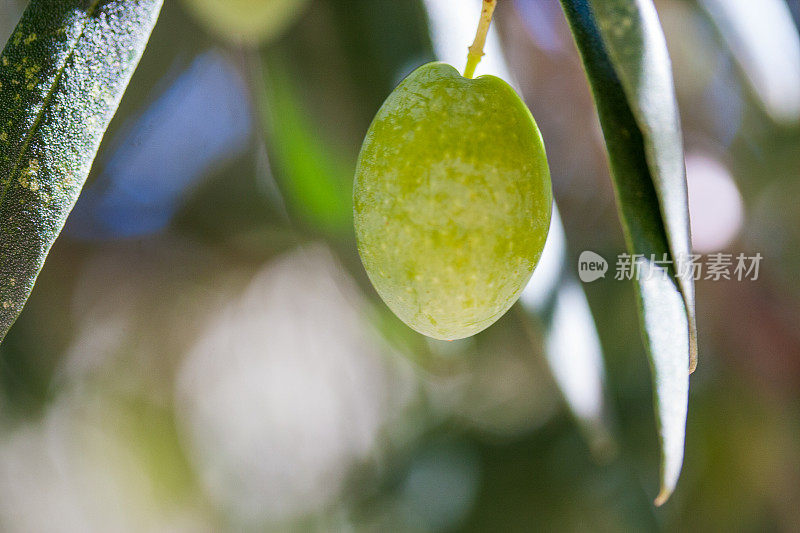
[578,251,608,283]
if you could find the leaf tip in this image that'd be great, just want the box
[654,487,672,507]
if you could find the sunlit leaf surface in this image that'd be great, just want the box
[0,0,164,342]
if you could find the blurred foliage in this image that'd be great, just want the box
[1,0,800,531]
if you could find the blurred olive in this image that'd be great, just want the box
[180,0,310,45]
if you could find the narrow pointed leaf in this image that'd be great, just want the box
[0,0,163,343]
[558,0,694,504]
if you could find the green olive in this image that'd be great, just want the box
[354,62,552,340]
[180,0,309,45]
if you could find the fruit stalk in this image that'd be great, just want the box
[464,0,498,79]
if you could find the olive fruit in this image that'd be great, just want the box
[353,62,552,340]
[180,0,309,45]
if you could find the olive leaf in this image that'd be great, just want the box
[0,0,163,343]
[558,0,696,504]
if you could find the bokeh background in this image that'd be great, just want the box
[1,0,799,530]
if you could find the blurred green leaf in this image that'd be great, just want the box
[558,0,695,504]
[256,51,353,235]
[699,0,800,124]
[0,0,163,344]
[252,0,435,238]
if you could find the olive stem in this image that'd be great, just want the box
[464,0,498,79]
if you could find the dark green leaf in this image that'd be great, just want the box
[0,0,163,343]
[558,0,696,504]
